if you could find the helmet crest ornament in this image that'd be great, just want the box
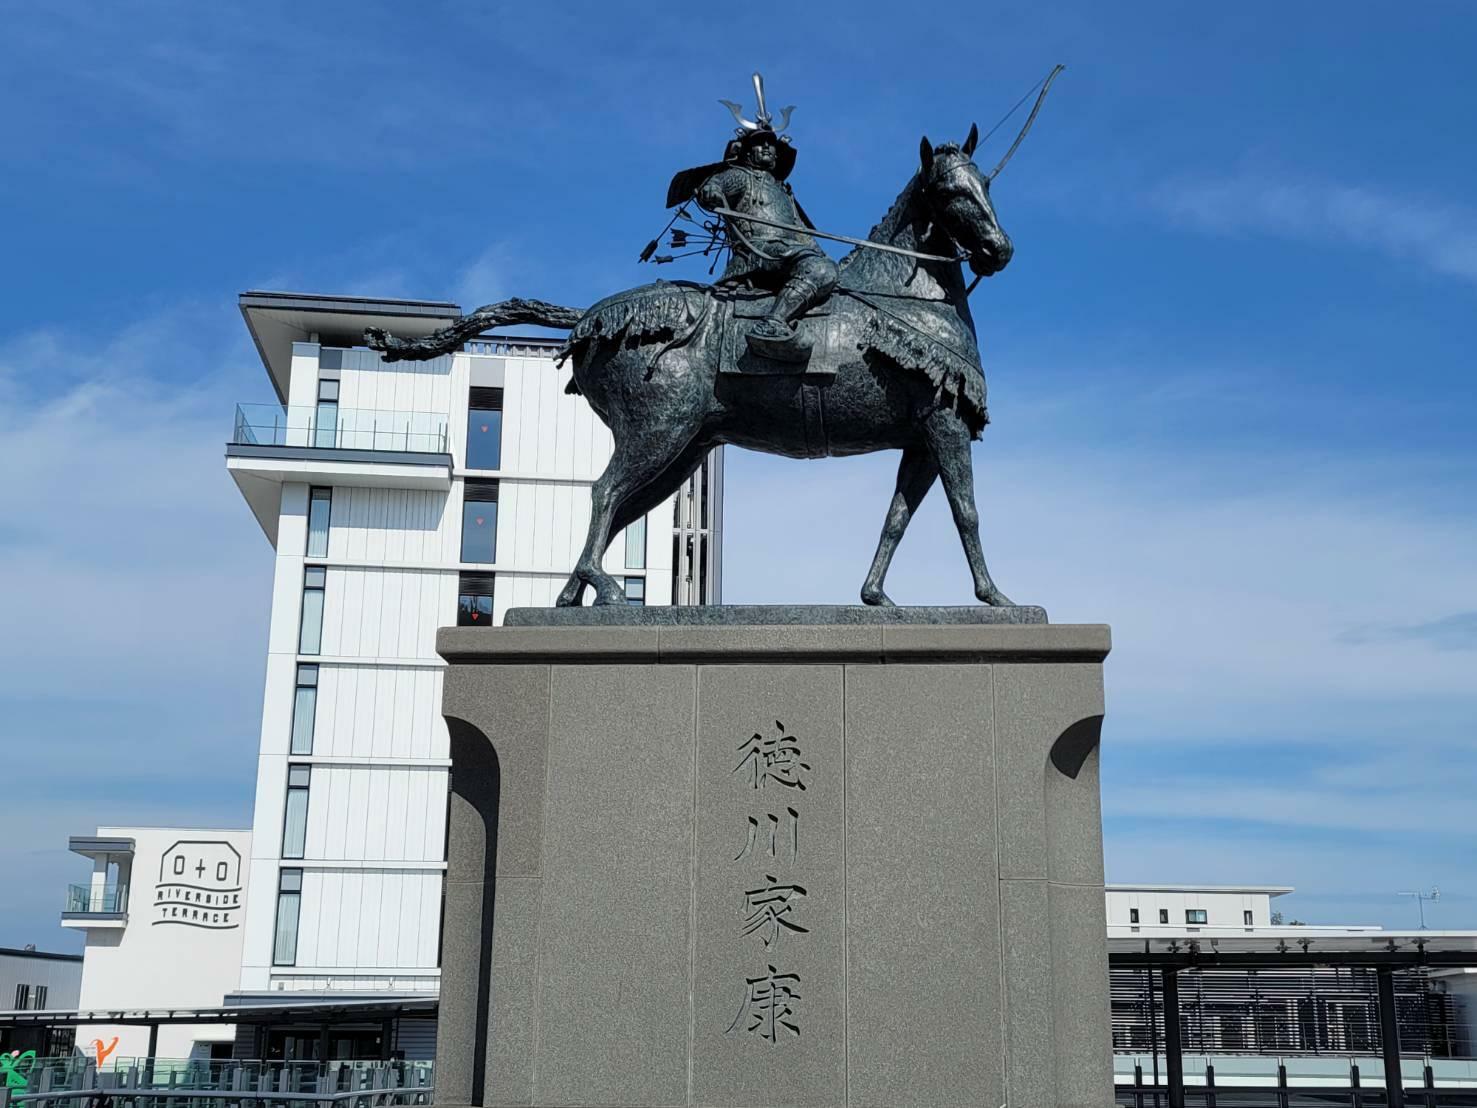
[718,72,795,137]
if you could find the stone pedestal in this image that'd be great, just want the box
[435,611,1112,1108]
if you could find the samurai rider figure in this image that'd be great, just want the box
[666,74,839,362]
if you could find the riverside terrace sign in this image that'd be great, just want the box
[152,840,243,930]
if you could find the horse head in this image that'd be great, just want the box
[918,124,1013,279]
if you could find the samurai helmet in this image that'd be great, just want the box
[719,73,795,139]
[717,73,797,181]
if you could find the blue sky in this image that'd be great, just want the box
[2,1,1474,948]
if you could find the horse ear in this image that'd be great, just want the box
[919,136,934,173]
[962,122,979,157]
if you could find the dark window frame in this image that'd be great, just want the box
[291,664,319,755]
[461,479,500,564]
[466,387,504,471]
[282,765,311,860]
[458,572,496,626]
[273,868,304,966]
[306,487,333,558]
[299,566,326,655]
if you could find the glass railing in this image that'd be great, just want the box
[11,1057,434,1104]
[232,405,450,455]
[64,883,127,913]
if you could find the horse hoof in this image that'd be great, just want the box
[860,587,895,607]
[979,588,1015,607]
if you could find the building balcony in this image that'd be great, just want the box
[61,883,128,927]
[232,404,450,455]
[226,404,454,545]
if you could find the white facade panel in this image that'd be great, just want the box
[329,487,455,565]
[294,869,440,973]
[316,568,454,659]
[303,767,446,863]
[313,667,445,760]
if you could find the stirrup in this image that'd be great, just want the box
[745,326,812,363]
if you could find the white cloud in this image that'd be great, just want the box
[0,309,269,946]
[1153,172,1477,285]
[721,422,1477,747]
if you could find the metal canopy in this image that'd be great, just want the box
[1108,935,1477,1108]
[1110,928,1477,968]
[0,998,437,1028]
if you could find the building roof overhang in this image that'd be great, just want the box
[239,291,461,403]
[1106,883,1296,897]
[68,836,135,860]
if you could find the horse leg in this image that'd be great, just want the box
[556,428,702,607]
[922,413,1014,606]
[860,446,938,606]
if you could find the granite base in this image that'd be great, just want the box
[435,614,1112,1108]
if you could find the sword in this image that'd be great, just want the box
[711,207,963,264]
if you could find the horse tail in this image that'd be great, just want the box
[363,297,585,363]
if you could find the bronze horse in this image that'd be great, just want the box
[368,130,1017,608]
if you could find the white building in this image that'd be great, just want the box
[226,292,723,1009]
[1106,882,1382,937]
[60,828,251,1059]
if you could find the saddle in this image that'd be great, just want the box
[710,287,845,380]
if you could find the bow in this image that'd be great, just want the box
[987,64,1065,182]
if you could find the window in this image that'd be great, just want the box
[34,986,47,1010]
[1129,908,1139,924]
[624,577,646,606]
[461,480,499,564]
[282,765,311,859]
[1158,909,1169,924]
[13,985,29,1009]
[299,567,326,655]
[314,378,339,448]
[457,572,496,626]
[467,387,503,470]
[624,514,647,569]
[306,487,332,558]
[1244,910,1254,926]
[1186,909,1208,925]
[290,665,318,755]
[272,869,303,966]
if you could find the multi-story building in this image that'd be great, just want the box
[58,828,251,1059]
[225,292,722,1021]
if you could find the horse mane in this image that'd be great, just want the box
[839,172,922,273]
[839,143,962,276]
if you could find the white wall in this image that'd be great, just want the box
[74,827,250,1058]
[1106,887,1277,929]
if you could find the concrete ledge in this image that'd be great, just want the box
[438,621,1110,665]
[504,603,1048,627]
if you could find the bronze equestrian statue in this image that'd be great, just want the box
[367,71,1063,609]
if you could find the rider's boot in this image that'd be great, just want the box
[745,277,822,363]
